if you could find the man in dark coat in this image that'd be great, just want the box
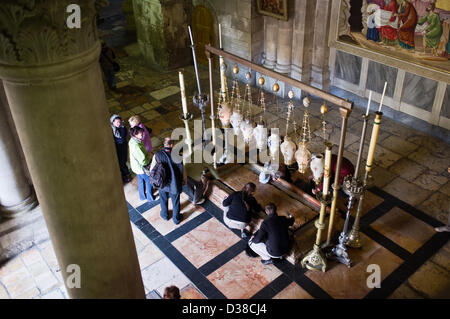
[100,41,118,90]
[110,114,131,183]
[149,137,185,224]
[248,203,294,265]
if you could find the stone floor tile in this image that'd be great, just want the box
[388,282,423,299]
[150,86,180,100]
[431,241,450,270]
[306,234,403,299]
[383,177,431,206]
[0,283,10,299]
[20,248,44,267]
[123,178,147,208]
[381,135,419,156]
[155,273,191,297]
[418,192,450,224]
[0,256,25,278]
[35,271,59,294]
[408,261,450,298]
[172,218,241,268]
[273,282,313,299]
[141,258,184,292]
[370,165,398,188]
[14,287,40,299]
[389,158,427,182]
[371,207,435,253]
[207,252,282,299]
[146,290,162,299]
[408,147,449,174]
[27,260,51,278]
[439,181,450,197]
[138,242,164,270]
[180,284,206,299]
[1,267,36,298]
[412,171,448,192]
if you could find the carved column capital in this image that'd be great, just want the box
[0,0,108,67]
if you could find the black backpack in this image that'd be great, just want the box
[149,153,169,189]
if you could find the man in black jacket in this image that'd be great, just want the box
[149,137,186,224]
[248,203,294,265]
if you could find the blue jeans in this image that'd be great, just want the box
[137,174,154,201]
[159,191,181,224]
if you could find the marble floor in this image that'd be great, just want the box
[0,28,449,299]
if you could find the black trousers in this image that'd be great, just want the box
[115,142,129,178]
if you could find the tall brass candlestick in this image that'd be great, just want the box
[207,51,217,169]
[301,142,332,272]
[347,111,383,247]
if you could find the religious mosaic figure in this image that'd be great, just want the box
[381,0,399,45]
[397,0,418,49]
[367,6,380,42]
[417,2,443,55]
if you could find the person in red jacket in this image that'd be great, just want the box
[313,155,355,195]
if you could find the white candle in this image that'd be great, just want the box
[378,82,387,112]
[219,23,222,49]
[179,70,188,117]
[188,26,194,45]
[366,90,372,116]
[323,147,332,196]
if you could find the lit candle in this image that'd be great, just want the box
[323,146,332,196]
[378,82,387,112]
[179,70,188,117]
[219,23,222,49]
[366,90,372,116]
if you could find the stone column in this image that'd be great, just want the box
[311,0,332,90]
[274,18,294,74]
[263,16,278,69]
[0,1,145,299]
[290,0,317,85]
[0,84,37,218]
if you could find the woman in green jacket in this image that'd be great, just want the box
[129,126,154,201]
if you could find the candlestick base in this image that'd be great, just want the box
[346,227,362,248]
[301,244,327,272]
[327,233,352,268]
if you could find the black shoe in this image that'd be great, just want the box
[245,245,259,258]
[261,258,274,265]
[241,229,251,239]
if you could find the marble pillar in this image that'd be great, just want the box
[263,16,278,69]
[311,0,332,90]
[0,84,37,218]
[290,0,317,85]
[275,18,294,74]
[0,0,145,298]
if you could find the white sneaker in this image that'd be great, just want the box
[435,226,450,233]
[194,198,205,205]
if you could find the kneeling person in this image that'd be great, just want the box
[222,182,263,238]
[249,203,294,265]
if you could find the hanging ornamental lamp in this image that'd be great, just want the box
[268,128,281,160]
[281,135,297,165]
[253,77,268,150]
[218,61,232,127]
[295,96,312,174]
[230,65,243,135]
[241,71,254,144]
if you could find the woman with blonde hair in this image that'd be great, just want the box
[128,115,152,153]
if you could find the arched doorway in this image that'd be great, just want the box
[192,5,215,65]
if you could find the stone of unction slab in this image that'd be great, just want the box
[408,261,450,298]
[431,241,450,270]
